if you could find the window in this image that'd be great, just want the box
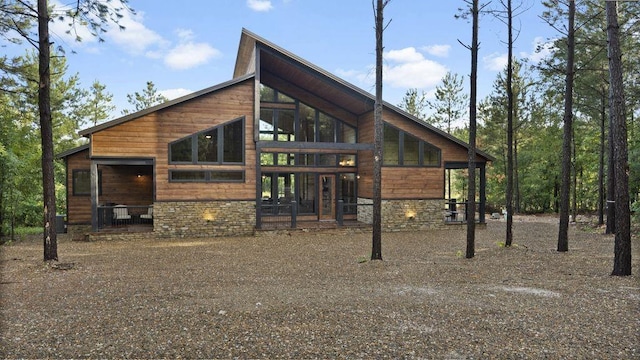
[169,118,244,164]
[73,169,102,195]
[259,84,356,144]
[383,125,400,165]
[169,170,244,182]
[383,123,441,167]
[260,84,294,103]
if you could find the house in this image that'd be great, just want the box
[58,29,494,239]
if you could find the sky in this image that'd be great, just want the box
[4,0,557,128]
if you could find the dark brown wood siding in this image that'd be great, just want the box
[90,79,256,201]
[65,149,92,225]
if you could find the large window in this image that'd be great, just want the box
[383,123,441,167]
[169,118,244,164]
[260,85,356,144]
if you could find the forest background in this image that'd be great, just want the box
[0,0,638,238]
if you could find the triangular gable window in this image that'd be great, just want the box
[169,117,244,164]
[383,122,441,167]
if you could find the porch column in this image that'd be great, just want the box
[90,161,99,231]
[479,163,486,223]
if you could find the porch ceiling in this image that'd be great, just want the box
[259,48,375,116]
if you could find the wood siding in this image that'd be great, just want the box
[356,109,485,199]
[90,79,256,201]
[65,150,92,225]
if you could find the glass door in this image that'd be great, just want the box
[319,175,335,220]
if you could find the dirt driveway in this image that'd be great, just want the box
[1,217,638,359]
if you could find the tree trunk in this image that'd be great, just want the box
[607,2,631,276]
[598,89,605,225]
[371,0,387,261]
[505,0,514,247]
[606,105,616,234]
[38,0,58,262]
[572,127,577,221]
[466,0,479,259]
[557,0,575,253]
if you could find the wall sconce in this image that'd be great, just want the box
[405,210,416,220]
[137,174,142,178]
[203,209,217,222]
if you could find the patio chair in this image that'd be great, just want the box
[140,206,153,221]
[113,205,132,223]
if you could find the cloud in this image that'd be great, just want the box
[164,42,221,70]
[483,52,508,72]
[160,88,194,100]
[106,11,167,55]
[422,44,451,58]
[247,0,273,12]
[336,47,448,92]
[384,47,448,89]
[385,47,425,63]
[163,28,221,70]
[523,36,556,64]
[48,0,101,46]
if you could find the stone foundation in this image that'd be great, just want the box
[357,198,450,231]
[153,201,255,238]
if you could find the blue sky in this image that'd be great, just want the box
[6,0,556,126]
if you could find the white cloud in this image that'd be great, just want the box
[384,47,448,89]
[524,36,556,64]
[422,44,451,58]
[336,47,448,91]
[164,42,221,70]
[106,11,167,55]
[163,28,221,70]
[247,0,273,12]
[160,88,193,100]
[384,60,448,89]
[385,47,425,63]
[48,0,99,46]
[483,52,508,71]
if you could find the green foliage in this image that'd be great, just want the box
[398,88,428,121]
[122,81,169,115]
[0,50,105,232]
[426,71,468,133]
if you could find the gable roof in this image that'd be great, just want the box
[235,28,494,162]
[56,143,89,159]
[78,29,493,162]
[78,74,255,137]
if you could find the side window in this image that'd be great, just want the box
[383,123,441,167]
[169,117,244,164]
[73,169,102,195]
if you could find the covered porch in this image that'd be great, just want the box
[443,162,488,224]
[89,158,155,232]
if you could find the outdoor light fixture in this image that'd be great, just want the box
[405,210,416,220]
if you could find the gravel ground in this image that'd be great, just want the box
[1,216,639,359]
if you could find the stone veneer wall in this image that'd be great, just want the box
[357,197,449,231]
[153,201,255,238]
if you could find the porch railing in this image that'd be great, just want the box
[257,200,297,229]
[97,205,154,230]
